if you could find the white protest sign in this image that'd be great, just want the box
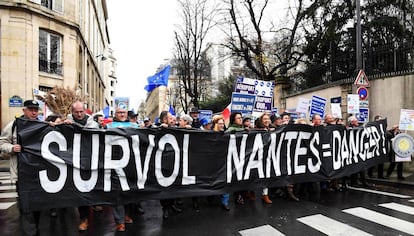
[347,94,360,114]
[296,98,310,114]
[331,103,342,118]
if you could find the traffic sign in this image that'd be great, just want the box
[357,87,369,100]
[354,69,370,87]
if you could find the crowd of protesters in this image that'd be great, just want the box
[0,100,406,234]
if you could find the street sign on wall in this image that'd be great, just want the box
[357,108,369,123]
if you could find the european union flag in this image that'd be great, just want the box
[169,104,175,116]
[144,65,171,92]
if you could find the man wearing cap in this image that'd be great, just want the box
[0,100,42,235]
[270,114,282,128]
[143,117,155,128]
[128,111,139,124]
[189,107,201,128]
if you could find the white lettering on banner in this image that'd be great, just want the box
[36,123,387,194]
[155,134,180,187]
[309,132,321,173]
[73,134,99,192]
[228,131,323,183]
[104,135,130,192]
[131,134,154,189]
[294,132,311,174]
[331,126,387,170]
[40,131,67,193]
[227,134,247,183]
[266,133,281,177]
[244,134,265,180]
[284,132,297,175]
[182,134,196,185]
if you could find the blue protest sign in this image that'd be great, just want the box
[309,95,326,118]
[231,92,255,114]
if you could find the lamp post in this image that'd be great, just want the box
[356,0,362,70]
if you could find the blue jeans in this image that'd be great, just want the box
[221,193,229,206]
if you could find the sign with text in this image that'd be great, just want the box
[399,109,414,131]
[357,108,369,123]
[198,110,213,121]
[309,95,326,118]
[235,77,256,94]
[9,95,23,107]
[230,92,255,114]
[235,77,274,113]
[296,98,311,114]
[347,94,360,114]
[17,119,388,212]
[16,119,388,212]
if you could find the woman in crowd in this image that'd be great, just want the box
[226,112,246,205]
[254,112,274,204]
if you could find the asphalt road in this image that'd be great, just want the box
[1,171,414,236]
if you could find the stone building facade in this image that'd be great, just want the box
[0,0,114,127]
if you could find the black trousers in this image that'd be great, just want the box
[17,181,41,236]
[387,162,403,177]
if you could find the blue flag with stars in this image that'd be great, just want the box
[144,65,171,92]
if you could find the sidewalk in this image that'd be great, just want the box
[367,161,414,189]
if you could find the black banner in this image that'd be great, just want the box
[16,119,388,212]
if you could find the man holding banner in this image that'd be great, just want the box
[0,100,42,236]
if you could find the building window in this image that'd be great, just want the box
[39,30,63,75]
[39,86,53,93]
[29,0,63,13]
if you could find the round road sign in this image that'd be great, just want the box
[357,87,369,100]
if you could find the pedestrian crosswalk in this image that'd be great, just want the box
[297,214,373,236]
[0,172,17,210]
[343,206,414,235]
[239,187,414,236]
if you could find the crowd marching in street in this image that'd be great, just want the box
[0,100,405,235]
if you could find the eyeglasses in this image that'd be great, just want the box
[116,111,126,114]
[217,122,225,125]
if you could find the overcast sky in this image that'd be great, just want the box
[106,0,179,111]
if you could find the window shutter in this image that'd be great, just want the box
[52,0,64,14]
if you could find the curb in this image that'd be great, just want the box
[367,177,414,189]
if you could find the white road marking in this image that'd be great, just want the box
[297,214,373,236]
[239,224,285,236]
[379,202,414,215]
[347,186,412,198]
[0,192,18,198]
[0,185,16,191]
[343,207,414,235]
[0,202,16,210]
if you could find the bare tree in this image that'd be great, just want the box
[223,0,308,82]
[173,0,218,112]
[35,86,85,119]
